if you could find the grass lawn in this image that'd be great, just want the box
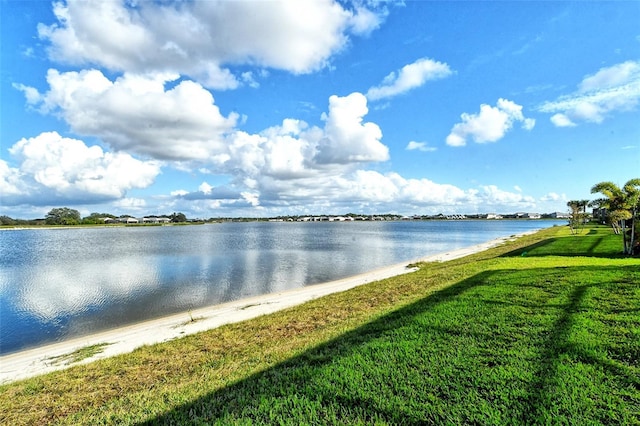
[1,225,638,425]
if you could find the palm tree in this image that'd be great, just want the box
[577,199,589,216]
[567,200,589,234]
[591,178,640,255]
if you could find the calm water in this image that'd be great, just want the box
[0,220,563,354]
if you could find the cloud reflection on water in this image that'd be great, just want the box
[0,221,560,353]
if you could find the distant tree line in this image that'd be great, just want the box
[0,208,191,226]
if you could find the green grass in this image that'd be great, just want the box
[46,343,112,366]
[503,225,625,258]
[1,225,638,425]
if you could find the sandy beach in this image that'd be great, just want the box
[0,232,530,384]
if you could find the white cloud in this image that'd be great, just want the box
[315,93,388,164]
[240,72,259,89]
[540,192,566,202]
[539,60,640,126]
[446,99,535,147]
[347,170,399,202]
[366,58,453,100]
[2,132,160,206]
[216,93,388,185]
[579,60,640,92]
[479,185,535,206]
[550,113,576,127]
[18,69,238,161]
[349,5,387,36]
[198,182,214,195]
[388,173,473,206]
[0,160,23,197]
[225,165,541,215]
[349,174,536,211]
[170,189,189,197]
[19,70,388,172]
[522,118,536,131]
[406,141,437,152]
[113,197,147,210]
[12,83,41,104]
[37,0,387,89]
[241,191,261,207]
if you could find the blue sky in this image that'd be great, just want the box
[1,0,639,219]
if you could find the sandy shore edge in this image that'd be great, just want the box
[0,231,533,384]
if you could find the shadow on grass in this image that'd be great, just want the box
[501,236,626,259]
[142,266,639,425]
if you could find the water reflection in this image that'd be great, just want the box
[0,221,562,353]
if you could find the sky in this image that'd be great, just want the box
[1,1,639,220]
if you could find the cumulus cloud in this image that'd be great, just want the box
[17,69,238,161]
[446,99,535,147]
[386,173,473,206]
[359,174,533,211]
[209,93,388,191]
[2,132,160,206]
[406,141,437,152]
[539,60,640,126]
[0,160,23,197]
[478,185,535,207]
[314,93,388,164]
[366,58,453,100]
[329,177,526,212]
[226,165,540,216]
[18,68,388,173]
[113,197,147,210]
[37,0,387,89]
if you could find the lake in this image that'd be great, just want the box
[0,220,563,354]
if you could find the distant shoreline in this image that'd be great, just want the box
[0,217,563,231]
[0,222,205,231]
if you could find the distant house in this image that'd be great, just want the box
[118,217,138,224]
[445,214,466,220]
[143,217,171,224]
[549,212,570,219]
[525,213,541,219]
[483,213,502,219]
[329,216,354,221]
[592,208,608,223]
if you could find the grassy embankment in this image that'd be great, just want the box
[1,225,638,424]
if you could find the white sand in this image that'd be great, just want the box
[0,232,530,384]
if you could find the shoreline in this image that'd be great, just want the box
[0,231,534,384]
